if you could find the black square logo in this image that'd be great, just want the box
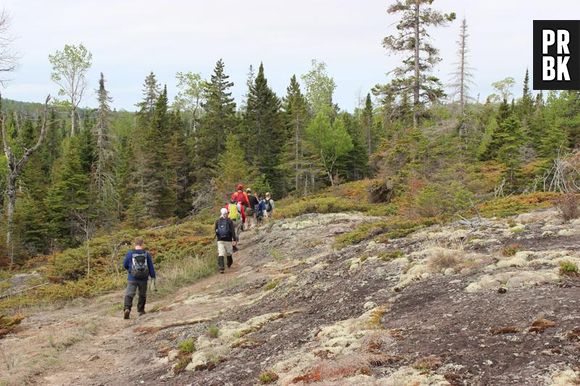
[533,20,580,90]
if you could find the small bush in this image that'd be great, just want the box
[477,192,559,218]
[178,338,196,354]
[259,370,279,384]
[378,250,404,262]
[427,248,461,272]
[0,313,24,338]
[557,193,579,221]
[559,261,579,276]
[502,243,521,257]
[414,182,474,217]
[207,324,220,338]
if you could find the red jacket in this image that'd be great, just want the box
[231,191,250,208]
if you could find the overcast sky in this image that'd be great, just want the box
[2,0,579,111]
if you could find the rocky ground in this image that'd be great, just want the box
[0,208,579,386]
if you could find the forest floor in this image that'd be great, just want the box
[1,208,579,386]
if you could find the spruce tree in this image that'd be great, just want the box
[167,110,191,217]
[282,75,309,193]
[362,94,374,155]
[243,63,285,196]
[45,136,91,248]
[93,72,115,221]
[382,0,455,128]
[196,59,236,183]
[496,114,524,193]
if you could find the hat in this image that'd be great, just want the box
[220,208,228,216]
[237,184,244,191]
[246,188,252,193]
[265,192,270,197]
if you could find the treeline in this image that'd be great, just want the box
[0,0,578,265]
[0,59,378,262]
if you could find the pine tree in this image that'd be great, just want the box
[214,133,251,200]
[362,94,374,155]
[194,59,237,185]
[143,86,173,218]
[382,0,455,128]
[93,73,115,220]
[496,114,524,192]
[45,136,91,248]
[335,112,369,181]
[282,75,309,193]
[243,63,285,196]
[166,110,191,217]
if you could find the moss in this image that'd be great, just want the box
[264,280,279,291]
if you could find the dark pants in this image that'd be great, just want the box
[124,281,147,312]
[217,255,233,270]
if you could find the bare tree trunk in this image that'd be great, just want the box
[459,18,467,118]
[71,105,76,136]
[1,95,50,267]
[413,0,420,129]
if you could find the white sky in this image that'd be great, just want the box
[2,0,579,111]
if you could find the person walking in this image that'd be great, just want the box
[264,192,275,219]
[246,188,259,229]
[123,237,156,319]
[215,207,237,273]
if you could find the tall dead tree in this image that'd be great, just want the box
[0,10,17,85]
[1,95,50,266]
[450,17,475,121]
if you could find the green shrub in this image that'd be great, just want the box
[559,261,578,276]
[414,182,474,217]
[259,370,279,384]
[178,338,196,353]
[378,250,404,262]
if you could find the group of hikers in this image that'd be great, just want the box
[122,184,275,319]
[215,184,275,273]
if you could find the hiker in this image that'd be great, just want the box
[256,194,266,225]
[225,198,243,250]
[215,207,237,273]
[246,188,259,229]
[123,237,156,319]
[264,192,275,219]
[231,184,249,224]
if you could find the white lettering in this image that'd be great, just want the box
[543,56,556,81]
[557,30,570,55]
[543,30,555,54]
[557,56,570,80]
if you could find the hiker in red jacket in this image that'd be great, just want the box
[230,184,249,223]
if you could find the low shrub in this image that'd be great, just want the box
[559,261,579,276]
[477,192,559,218]
[502,243,521,257]
[178,338,196,354]
[259,370,279,384]
[414,182,474,218]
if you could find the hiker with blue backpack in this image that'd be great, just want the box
[215,207,237,273]
[123,237,156,319]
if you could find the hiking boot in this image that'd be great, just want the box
[227,255,233,268]
[124,309,130,319]
[219,268,225,274]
